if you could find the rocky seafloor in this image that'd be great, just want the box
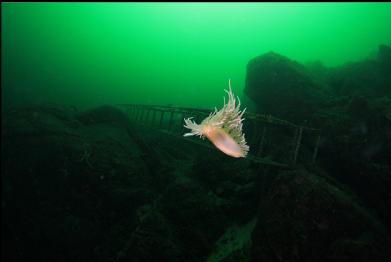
[2,45,391,262]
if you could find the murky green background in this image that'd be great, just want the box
[2,3,391,109]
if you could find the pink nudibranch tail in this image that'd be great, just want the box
[204,126,245,158]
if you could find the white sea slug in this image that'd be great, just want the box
[183,79,249,158]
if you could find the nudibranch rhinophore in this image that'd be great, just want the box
[183,79,249,158]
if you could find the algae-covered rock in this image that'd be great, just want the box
[328,45,391,98]
[378,44,391,74]
[251,169,391,262]
[245,51,325,123]
[3,103,391,262]
[159,177,230,260]
[75,105,130,127]
[1,105,158,261]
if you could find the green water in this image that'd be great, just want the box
[2,3,391,109]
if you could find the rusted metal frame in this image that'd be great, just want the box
[159,110,165,128]
[134,106,141,122]
[292,126,303,165]
[167,111,175,131]
[151,109,157,126]
[250,119,259,144]
[312,133,321,164]
[132,105,137,118]
[126,105,132,118]
[256,125,268,157]
[117,104,320,167]
[139,108,146,125]
[119,103,316,130]
[128,105,133,118]
[144,108,151,125]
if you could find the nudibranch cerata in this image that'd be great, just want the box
[183,79,249,158]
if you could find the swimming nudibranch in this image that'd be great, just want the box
[183,79,249,158]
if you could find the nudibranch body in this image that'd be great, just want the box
[183,79,249,158]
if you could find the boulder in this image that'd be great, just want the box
[1,105,157,261]
[378,44,391,74]
[251,169,391,262]
[328,45,391,98]
[245,52,324,124]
